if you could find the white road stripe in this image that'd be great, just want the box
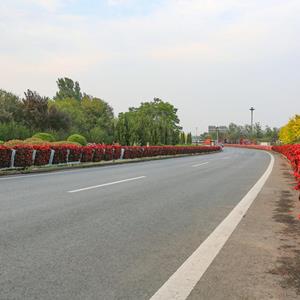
[68,176,146,193]
[192,162,209,167]
[150,152,274,300]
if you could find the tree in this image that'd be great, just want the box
[81,95,114,142]
[254,122,263,139]
[0,90,23,123]
[264,126,279,143]
[55,77,82,101]
[48,105,71,131]
[180,132,186,144]
[116,110,139,145]
[22,90,49,130]
[279,115,300,144]
[115,98,182,146]
[186,132,192,144]
[226,123,243,143]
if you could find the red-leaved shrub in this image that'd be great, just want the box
[13,145,34,167]
[273,145,300,190]
[0,144,221,169]
[33,145,51,166]
[0,145,12,168]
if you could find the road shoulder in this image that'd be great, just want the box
[188,152,300,299]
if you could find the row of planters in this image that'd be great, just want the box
[0,144,221,169]
[225,144,300,190]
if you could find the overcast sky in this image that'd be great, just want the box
[0,0,299,133]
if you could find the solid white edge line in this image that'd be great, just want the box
[68,176,146,193]
[150,151,274,300]
[192,162,209,167]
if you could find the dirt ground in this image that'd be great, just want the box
[269,157,300,296]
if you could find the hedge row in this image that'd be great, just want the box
[224,144,273,151]
[226,144,300,190]
[273,145,300,190]
[0,144,221,169]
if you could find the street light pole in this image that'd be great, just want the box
[250,107,255,135]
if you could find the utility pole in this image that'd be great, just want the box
[216,126,219,143]
[196,127,198,145]
[250,107,255,135]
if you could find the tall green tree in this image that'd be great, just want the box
[180,132,186,144]
[186,132,192,144]
[81,95,114,140]
[48,106,71,132]
[116,98,181,146]
[0,90,23,123]
[55,77,82,101]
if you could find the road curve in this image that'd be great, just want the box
[0,148,271,300]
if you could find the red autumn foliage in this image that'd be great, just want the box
[67,145,83,162]
[81,145,94,162]
[273,145,300,190]
[33,145,51,166]
[0,145,12,168]
[51,145,69,164]
[13,144,34,167]
[92,145,106,162]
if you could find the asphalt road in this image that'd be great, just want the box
[0,148,271,300]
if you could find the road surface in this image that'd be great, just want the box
[0,148,271,299]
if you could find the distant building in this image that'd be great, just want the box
[208,126,228,134]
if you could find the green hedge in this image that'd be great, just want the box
[33,132,55,142]
[67,134,87,146]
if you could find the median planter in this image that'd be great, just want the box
[33,145,51,166]
[0,145,12,168]
[93,145,105,162]
[67,145,83,162]
[81,146,94,162]
[13,145,34,167]
[0,144,222,170]
[51,145,68,164]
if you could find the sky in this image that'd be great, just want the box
[0,0,299,133]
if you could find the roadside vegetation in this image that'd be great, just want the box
[279,115,300,144]
[0,78,191,146]
[201,123,280,145]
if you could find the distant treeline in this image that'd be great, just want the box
[200,123,280,144]
[0,78,190,145]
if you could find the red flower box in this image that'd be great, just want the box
[13,145,34,167]
[0,145,12,168]
[0,144,222,169]
[33,145,51,166]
